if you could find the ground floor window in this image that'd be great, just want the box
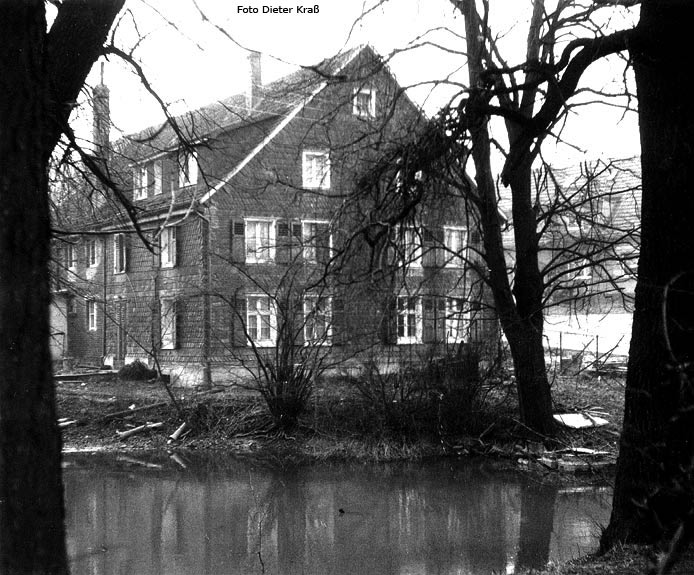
[246,295,276,346]
[445,298,468,343]
[304,295,332,345]
[397,296,422,344]
[87,300,97,331]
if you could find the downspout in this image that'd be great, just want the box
[201,212,212,388]
[102,234,108,364]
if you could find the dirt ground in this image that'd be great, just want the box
[56,368,625,461]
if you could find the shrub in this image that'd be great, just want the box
[117,360,157,381]
[349,345,491,438]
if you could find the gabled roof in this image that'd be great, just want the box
[74,44,418,230]
[115,45,373,161]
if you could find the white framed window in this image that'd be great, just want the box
[444,226,467,268]
[87,300,97,331]
[304,295,332,345]
[133,164,148,200]
[153,161,163,195]
[353,88,376,118]
[87,239,100,268]
[400,227,422,267]
[246,295,276,347]
[302,220,330,262]
[178,149,198,188]
[113,233,127,274]
[245,219,275,263]
[445,298,468,343]
[397,296,422,344]
[302,150,330,190]
[160,298,177,350]
[159,226,177,268]
[66,243,77,270]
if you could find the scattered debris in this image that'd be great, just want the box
[555,446,611,456]
[116,422,164,440]
[99,401,168,422]
[553,412,609,429]
[168,421,189,444]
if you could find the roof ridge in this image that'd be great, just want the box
[116,45,371,153]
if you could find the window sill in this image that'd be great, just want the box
[248,341,275,348]
[303,340,332,347]
[397,337,422,345]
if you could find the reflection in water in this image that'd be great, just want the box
[63,454,611,575]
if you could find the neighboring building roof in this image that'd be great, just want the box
[543,156,641,229]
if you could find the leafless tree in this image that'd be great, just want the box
[0,2,125,571]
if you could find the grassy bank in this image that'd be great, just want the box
[57,369,624,465]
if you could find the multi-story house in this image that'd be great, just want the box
[51,46,494,386]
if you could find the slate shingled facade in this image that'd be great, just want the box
[51,46,495,386]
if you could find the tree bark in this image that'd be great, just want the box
[460,0,555,436]
[0,5,68,573]
[601,0,694,549]
[0,1,123,571]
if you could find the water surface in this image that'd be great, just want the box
[63,453,610,575]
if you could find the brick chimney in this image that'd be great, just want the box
[247,51,262,110]
[92,62,110,161]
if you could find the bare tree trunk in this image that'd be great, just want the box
[460,0,555,436]
[601,0,694,549]
[0,5,69,572]
[0,1,124,571]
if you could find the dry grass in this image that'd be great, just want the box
[56,370,625,463]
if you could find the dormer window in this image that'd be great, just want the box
[153,161,163,195]
[353,88,376,118]
[133,164,148,200]
[178,149,198,188]
[302,150,330,190]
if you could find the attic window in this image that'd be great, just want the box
[302,150,330,190]
[178,149,198,188]
[353,88,376,118]
[133,164,148,200]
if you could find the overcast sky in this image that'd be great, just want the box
[74,0,640,166]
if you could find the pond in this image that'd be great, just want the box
[63,453,611,575]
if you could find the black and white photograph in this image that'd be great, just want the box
[1,1,693,573]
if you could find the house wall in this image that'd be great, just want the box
[49,293,68,364]
[54,47,496,386]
